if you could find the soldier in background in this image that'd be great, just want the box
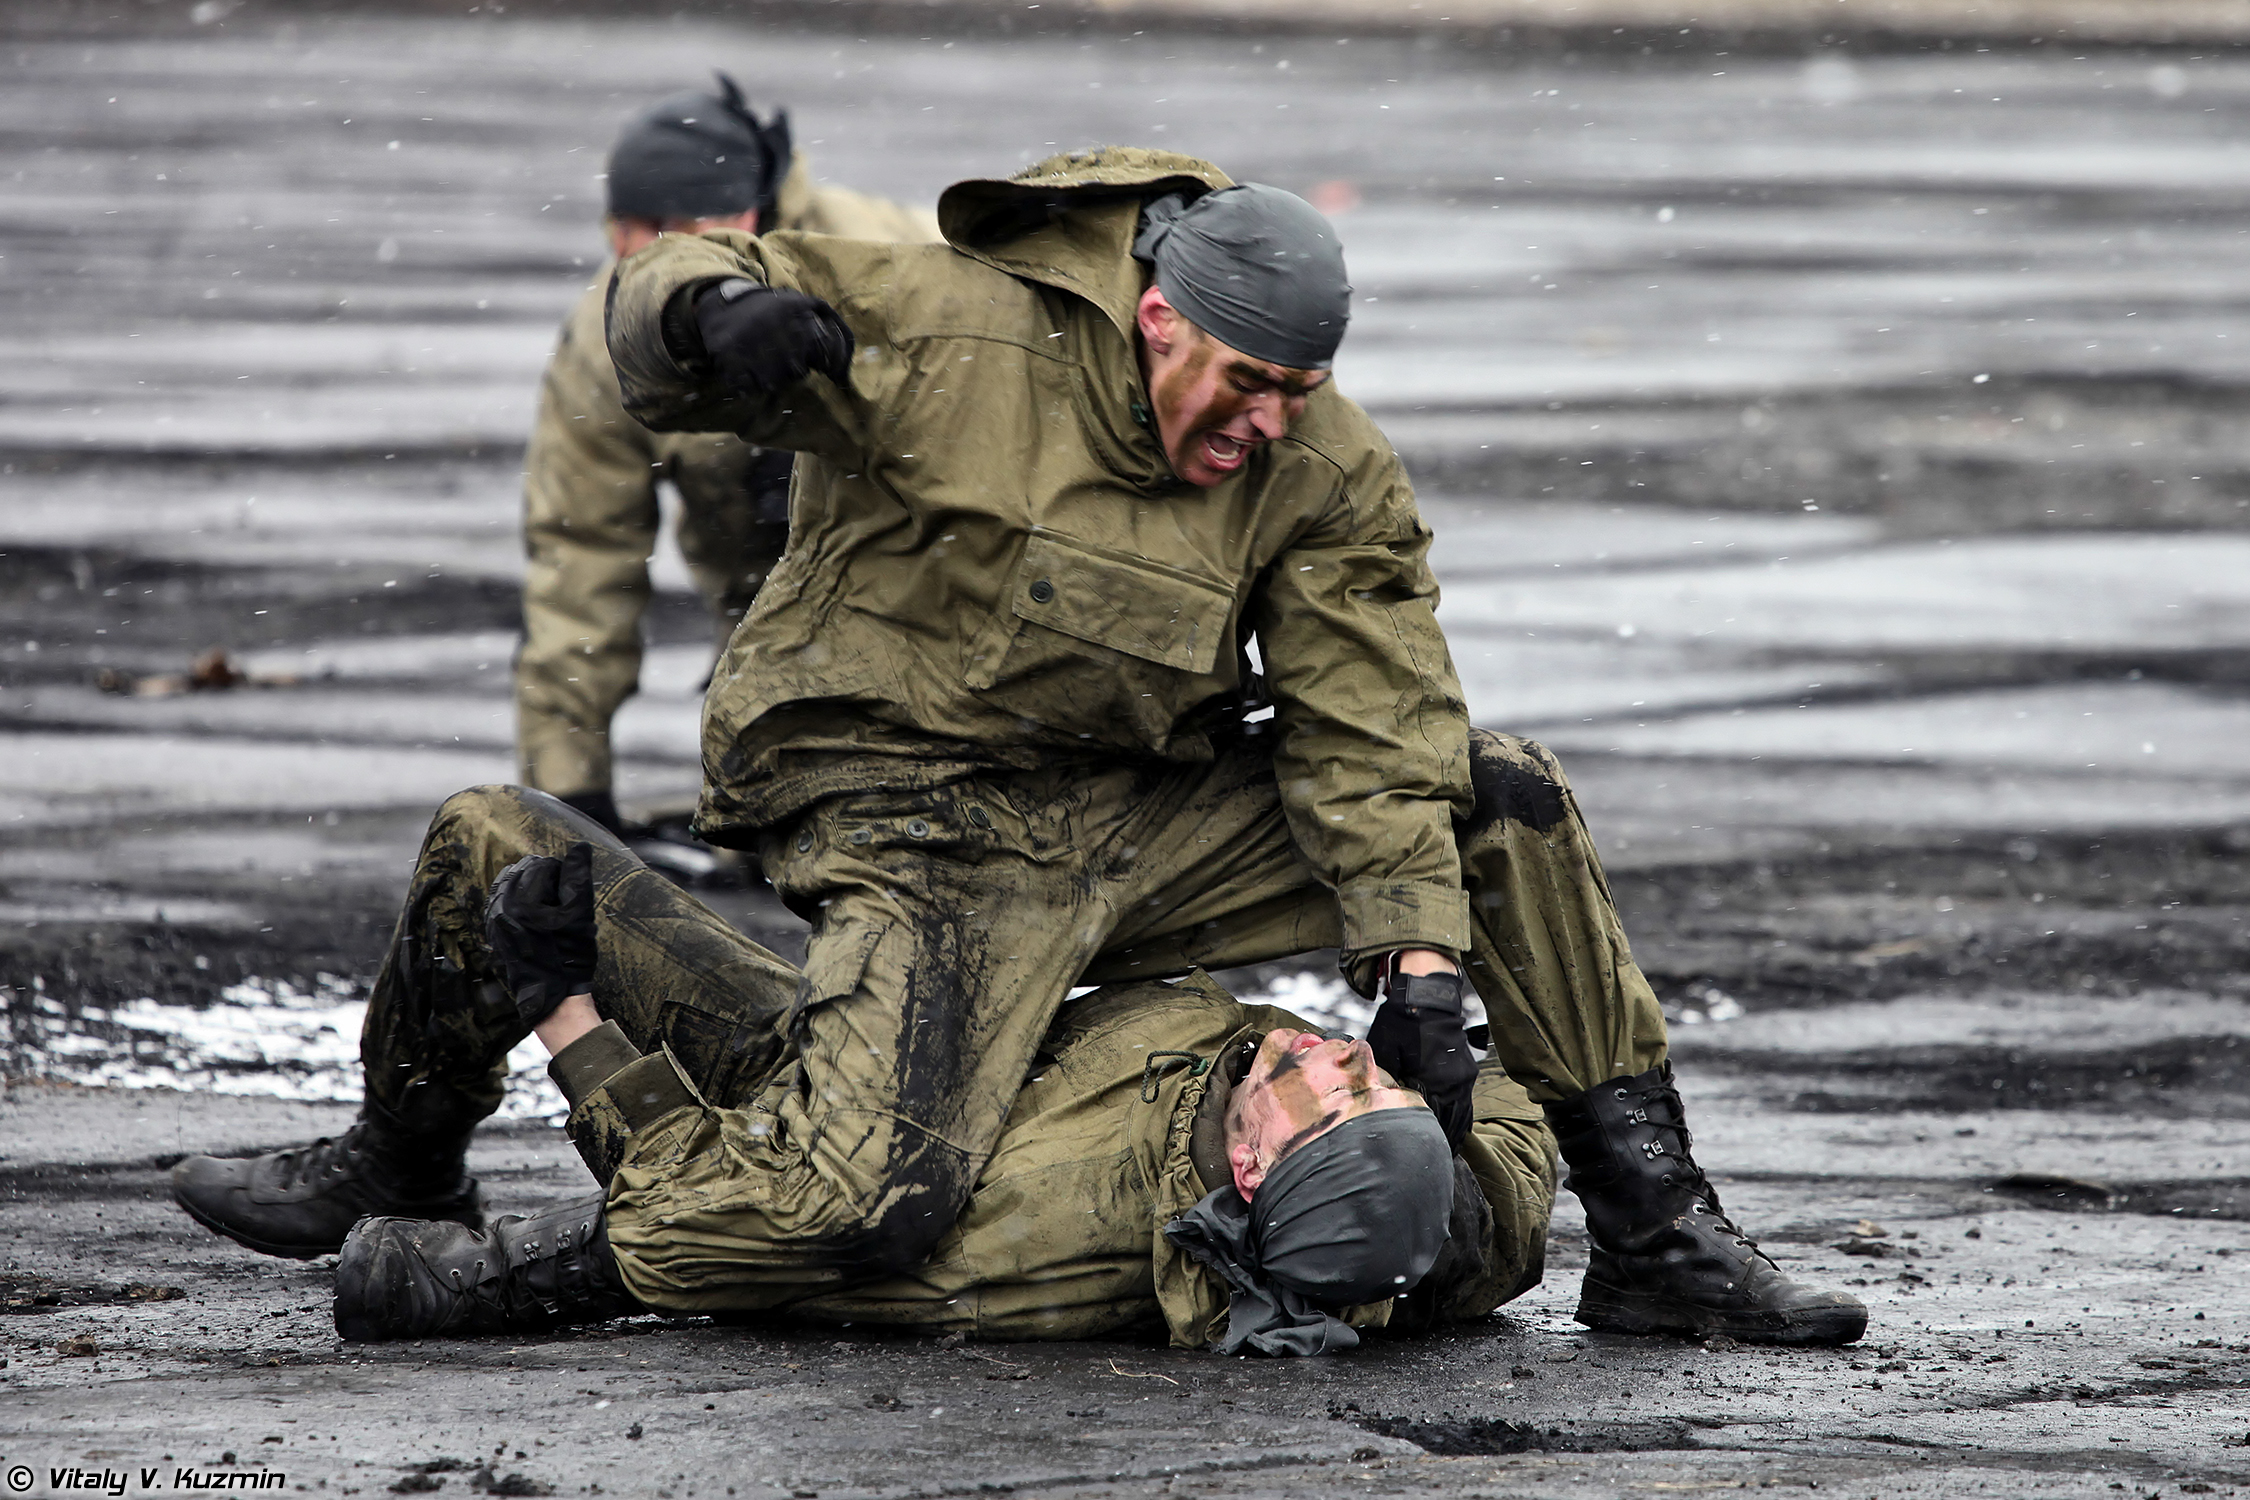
[517,74,936,839]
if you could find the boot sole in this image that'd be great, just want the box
[1576,1281,1868,1347]
[171,1185,484,1262]
[173,1190,344,1260]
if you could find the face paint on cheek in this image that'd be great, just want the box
[1276,1109,1344,1163]
[1152,337,1215,431]
[1263,1064,1342,1150]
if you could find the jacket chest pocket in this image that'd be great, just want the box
[965,531,1235,690]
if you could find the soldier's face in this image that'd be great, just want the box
[1225,1027,1424,1199]
[1136,287,1328,488]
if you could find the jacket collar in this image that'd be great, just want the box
[942,149,1238,493]
[938,147,1233,346]
[1188,1031,1260,1194]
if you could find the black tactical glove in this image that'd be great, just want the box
[690,277,854,397]
[485,842,599,1028]
[556,789,625,838]
[1366,956,1479,1152]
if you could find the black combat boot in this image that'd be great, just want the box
[333,1194,636,1341]
[1546,1064,1867,1346]
[170,1101,481,1260]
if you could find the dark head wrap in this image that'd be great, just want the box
[606,72,790,224]
[1131,184,1351,370]
[1162,1108,1452,1356]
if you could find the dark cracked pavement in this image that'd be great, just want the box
[4,5,2250,1496]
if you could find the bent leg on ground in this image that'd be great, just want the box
[1454,734,1864,1344]
[1455,729,1669,1103]
[598,778,1111,1316]
[173,784,627,1257]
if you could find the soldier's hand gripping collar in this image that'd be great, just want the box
[606,71,791,225]
[689,277,855,397]
[485,841,599,1028]
[1366,957,1479,1151]
[1162,1109,1453,1356]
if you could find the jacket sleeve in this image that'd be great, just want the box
[515,281,660,800]
[604,227,886,467]
[1252,425,1474,971]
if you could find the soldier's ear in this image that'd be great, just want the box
[1136,284,1184,357]
[1228,1140,1265,1201]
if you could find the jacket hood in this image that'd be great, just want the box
[938,147,1234,336]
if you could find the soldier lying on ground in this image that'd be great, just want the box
[516,73,935,837]
[172,148,1866,1351]
[320,806,1553,1354]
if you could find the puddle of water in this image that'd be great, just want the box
[1677,989,2250,1059]
[1549,680,2250,777]
[1667,980,1746,1027]
[4,977,563,1121]
[0,730,512,829]
[1420,496,1880,576]
[1444,533,2250,653]
[0,897,254,927]
[1345,1411,1702,1456]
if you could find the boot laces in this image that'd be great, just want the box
[1635,1076,1764,1258]
[269,1124,364,1191]
[435,1213,606,1328]
[429,1250,511,1329]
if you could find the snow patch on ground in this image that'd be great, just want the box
[1232,967,1742,1037]
[5,961,1740,1124]
[4,976,565,1120]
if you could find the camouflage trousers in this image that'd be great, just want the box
[359,728,1664,1311]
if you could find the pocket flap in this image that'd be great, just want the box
[793,913,886,1023]
[1011,532,1233,674]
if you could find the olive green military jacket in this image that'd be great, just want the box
[570,973,1556,1346]
[515,157,939,801]
[605,147,1477,962]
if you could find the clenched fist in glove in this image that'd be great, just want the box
[485,842,599,1028]
[691,277,855,396]
[1366,954,1480,1151]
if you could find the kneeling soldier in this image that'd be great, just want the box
[515,73,936,836]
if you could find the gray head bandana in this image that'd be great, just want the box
[1162,1108,1452,1356]
[1131,184,1351,370]
[606,72,790,223]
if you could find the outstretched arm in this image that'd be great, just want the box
[604,227,891,468]
[1253,427,1474,977]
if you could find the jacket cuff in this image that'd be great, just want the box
[547,1020,641,1111]
[605,233,755,426]
[658,280,720,368]
[563,1047,706,1188]
[1335,880,1470,989]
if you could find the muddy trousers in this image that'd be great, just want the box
[357,728,1665,1312]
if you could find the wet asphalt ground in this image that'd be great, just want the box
[4,6,2250,1496]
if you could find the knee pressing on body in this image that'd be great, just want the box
[1463,730,1569,836]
